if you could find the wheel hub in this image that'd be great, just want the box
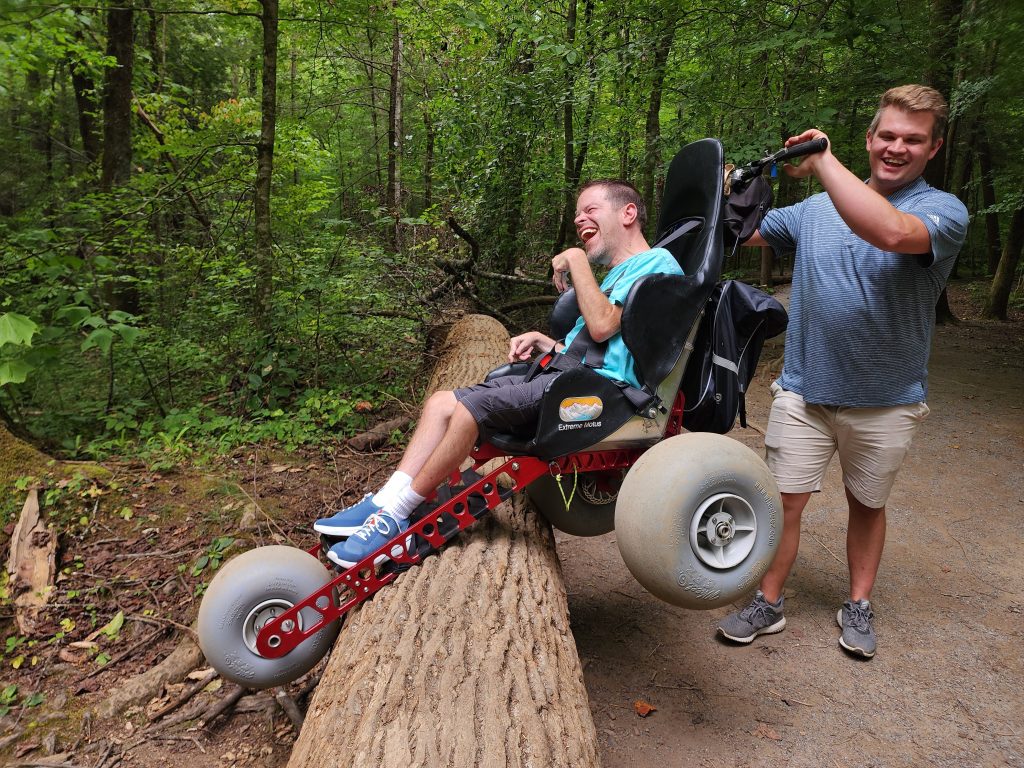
[707,512,735,546]
[689,492,758,570]
[242,599,302,655]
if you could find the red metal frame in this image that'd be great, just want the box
[253,391,686,659]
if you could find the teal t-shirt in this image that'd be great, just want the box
[561,247,682,389]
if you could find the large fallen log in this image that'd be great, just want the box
[287,314,600,768]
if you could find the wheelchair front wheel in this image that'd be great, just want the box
[197,545,340,689]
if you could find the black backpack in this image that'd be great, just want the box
[722,174,773,253]
[681,279,787,434]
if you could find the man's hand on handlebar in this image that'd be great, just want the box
[779,129,833,179]
[508,331,560,363]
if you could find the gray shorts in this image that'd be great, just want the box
[454,371,561,438]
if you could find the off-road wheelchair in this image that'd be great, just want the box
[196,137,824,690]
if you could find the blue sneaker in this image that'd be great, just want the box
[314,493,382,536]
[326,513,410,568]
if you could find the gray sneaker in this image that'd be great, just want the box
[717,591,786,644]
[837,599,876,658]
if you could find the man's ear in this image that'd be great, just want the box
[927,136,944,161]
[621,202,638,226]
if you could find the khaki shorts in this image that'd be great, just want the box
[764,382,930,509]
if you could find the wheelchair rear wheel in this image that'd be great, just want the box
[527,471,622,537]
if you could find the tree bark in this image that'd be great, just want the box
[254,0,279,329]
[639,13,677,222]
[984,206,1024,320]
[555,0,579,256]
[287,315,600,768]
[923,0,963,191]
[422,105,434,211]
[554,0,597,254]
[99,4,134,192]
[386,8,403,220]
[69,32,101,164]
[976,123,1002,275]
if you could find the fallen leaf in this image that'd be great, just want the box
[354,400,374,413]
[633,700,657,717]
[58,647,88,664]
[752,722,782,741]
[271,464,289,473]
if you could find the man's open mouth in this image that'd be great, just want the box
[882,158,907,168]
[579,227,597,243]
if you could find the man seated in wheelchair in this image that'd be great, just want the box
[315,179,682,568]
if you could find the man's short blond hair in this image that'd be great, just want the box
[868,85,949,143]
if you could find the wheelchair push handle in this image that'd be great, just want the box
[730,137,829,187]
[773,136,829,164]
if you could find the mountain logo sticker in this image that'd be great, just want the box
[559,396,603,422]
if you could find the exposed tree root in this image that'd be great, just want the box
[195,683,246,729]
[147,668,218,722]
[93,633,204,720]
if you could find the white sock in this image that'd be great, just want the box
[372,471,413,509]
[385,484,426,521]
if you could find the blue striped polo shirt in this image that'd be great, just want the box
[760,177,968,407]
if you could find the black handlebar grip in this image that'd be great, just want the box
[776,137,828,163]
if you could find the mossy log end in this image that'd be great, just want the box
[287,315,600,768]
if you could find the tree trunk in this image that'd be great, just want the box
[554,0,579,255]
[363,24,382,193]
[69,31,101,164]
[976,124,1002,275]
[143,0,164,92]
[254,0,279,329]
[554,0,597,255]
[422,106,434,211]
[386,6,403,248]
[615,19,632,181]
[287,315,600,768]
[984,206,1024,320]
[99,4,134,192]
[99,3,137,315]
[759,246,774,288]
[639,15,677,224]
[923,0,964,191]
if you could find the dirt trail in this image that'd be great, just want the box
[559,286,1024,767]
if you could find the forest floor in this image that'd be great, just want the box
[0,279,1022,768]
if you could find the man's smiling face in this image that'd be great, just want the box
[574,186,623,266]
[866,107,942,195]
